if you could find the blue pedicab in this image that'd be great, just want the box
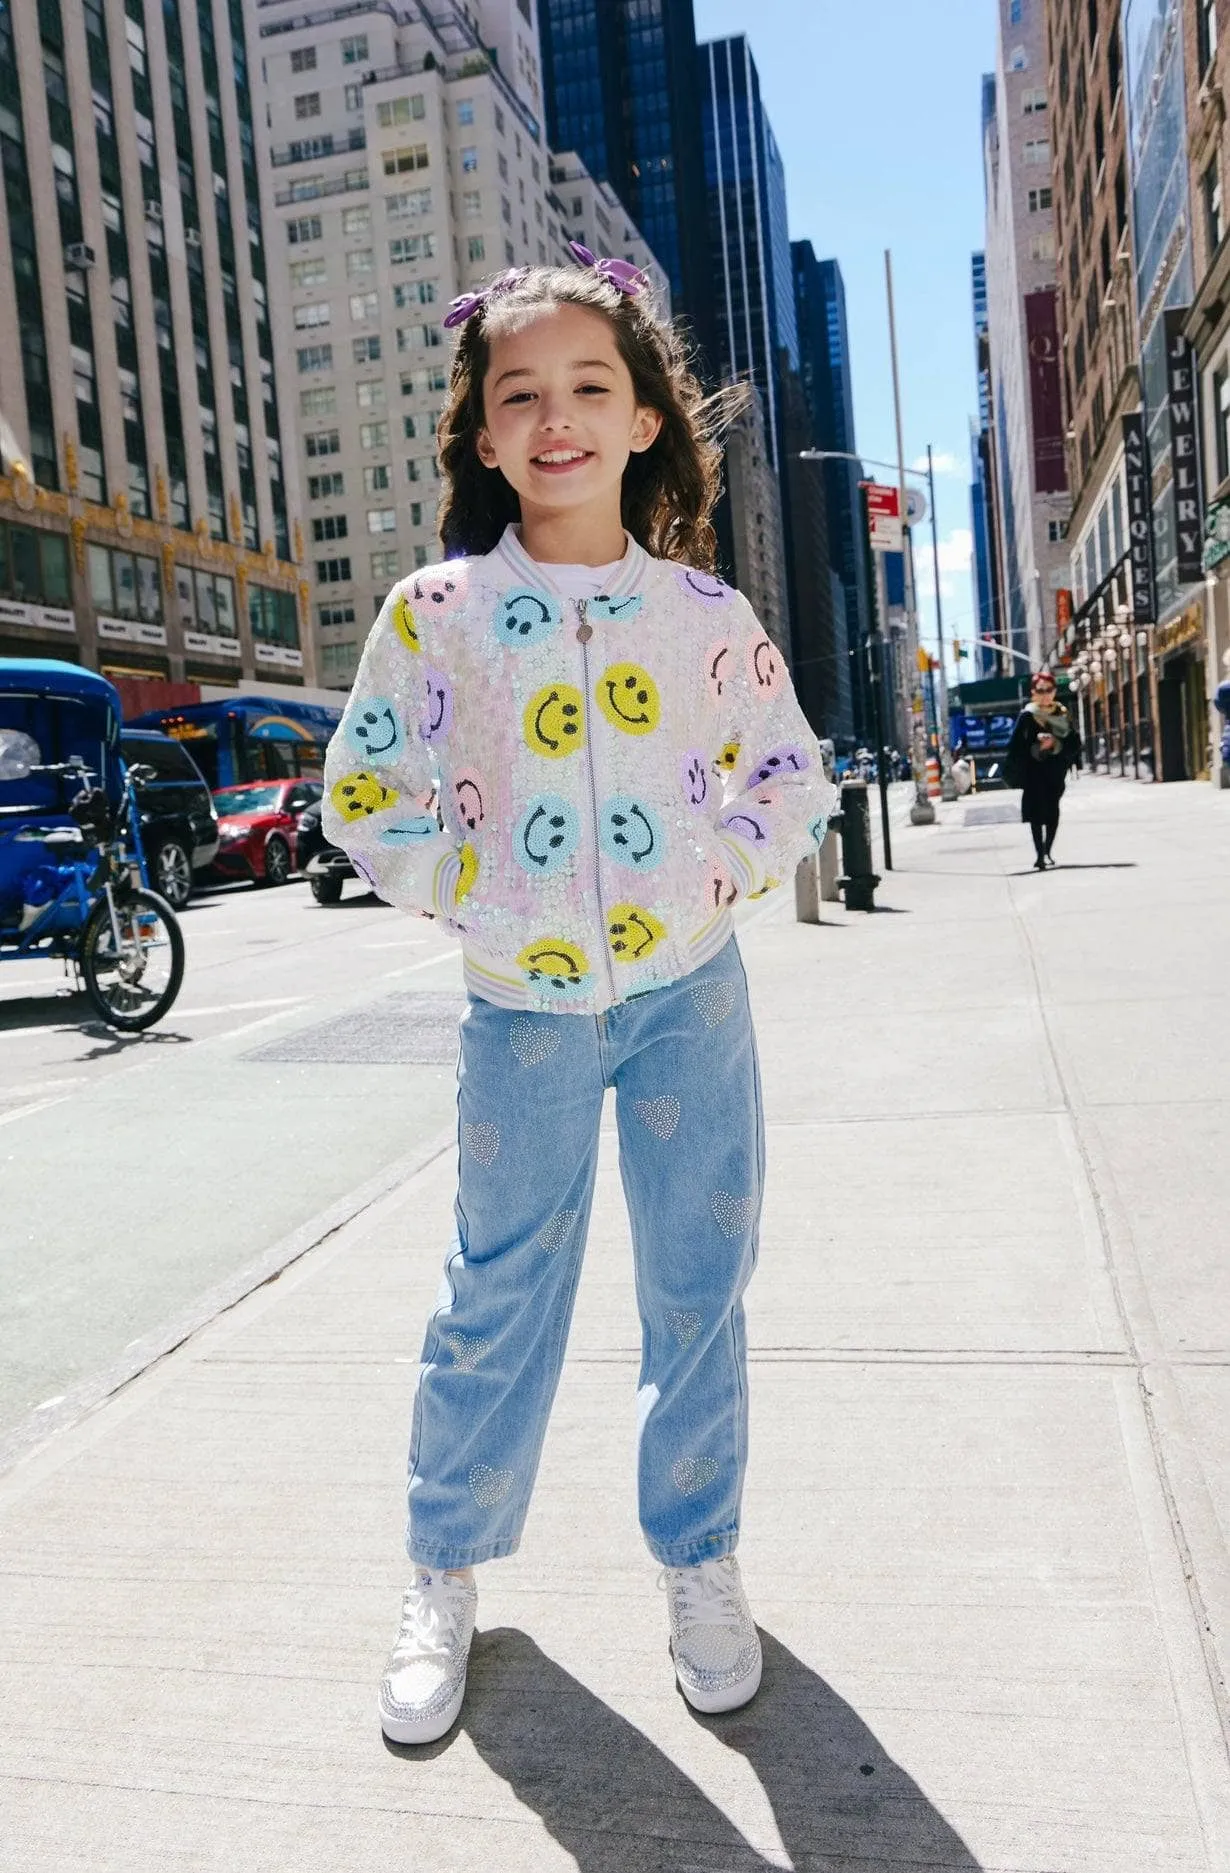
[0,659,184,1031]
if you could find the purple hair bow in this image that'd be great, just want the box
[567,240,648,294]
[442,267,528,330]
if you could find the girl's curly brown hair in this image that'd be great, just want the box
[436,265,746,571]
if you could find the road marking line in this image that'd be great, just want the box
[171,996,303,1019]
[0,1095,70,1127]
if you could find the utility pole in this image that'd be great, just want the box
[859,479,894,869]
[885,249,935,825]
[927,444,958,800]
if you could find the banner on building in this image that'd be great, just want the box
[1164,308,1204,584]
[1025,288,1067,494]
[863,482,903,552]
[1056,588,1073,626]
[1122,411,1157,623]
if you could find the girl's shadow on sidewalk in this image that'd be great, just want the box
[414,1625,982,1870]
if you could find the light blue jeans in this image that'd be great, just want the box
[406,937,764,1569]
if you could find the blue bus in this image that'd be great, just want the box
[126,694,343,790]
[948,676,1032,789]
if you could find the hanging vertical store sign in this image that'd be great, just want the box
[1024,289,1067,493]
[863,483,903,552]
[1163,308,1204,584]
[1122,412,1156,623]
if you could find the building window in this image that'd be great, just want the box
[300,385,336,416]
[290,257,328,288]
[341,34,368,63]
[1023,137,1050,167]
[406,457,423,482]
[1205,159,1225,255]
[386,188,432,220]
[1047,520,1067,543]
[1009,44,1027,71]
[287,214,322,243]
[359,420,389,449]
[463,189,481,218]
[364,464,391,492]
[383,144,429,175]
[456,99,474,125]
[346,248,375,279]
[493,105,505,136]
[344,82,364,112]
[460,146,479,172]
[312,514,348,542]
[393,279,438,307]
[305,429,341,457]
[316,557,352,583]
[356,379,386,409]
[349,291,379,321]
[318,602,356,628]
[353,335,382,364]
[1010,0,1022,19]
[1029,231,1056,262]
[389,233,436,263]
[1200,0,1218,73]
[342,205,371,236]
[297,344,333,372]
[370,549,399,580]
[1027,187,1052,212]
[1216,365,1230,485]
[377,96,426,127]
[467,234,485,261]
[290,46,317,73]
[307,472,345,498]
[293,301,331,329]
[1022,88,1046,114]
[294,92,321,119]
[367,507,397,533]
[498,153,509,181]
[1091,382,1105,441]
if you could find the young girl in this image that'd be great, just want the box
[322,250,835,1745]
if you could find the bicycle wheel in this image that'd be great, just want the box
[80,888,185,1031]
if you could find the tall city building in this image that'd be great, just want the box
[792,242,869,739]
[699,35,798,475]
[547,152,671,311]
[981,0,1070,671]
[538,0,714,368]
[1043,0,1135,636]
[250,0,597,688]
[724,387,790,659]
[0,0,307,694]
[969,246,1006,677]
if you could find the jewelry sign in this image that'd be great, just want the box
[1164,308,1204,585]
[1122,412,1156,623]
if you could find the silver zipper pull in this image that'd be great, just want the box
[575,598,593,645]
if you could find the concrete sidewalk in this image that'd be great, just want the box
[3,775,1230,1870]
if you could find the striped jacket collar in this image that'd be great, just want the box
[488,522,649,600]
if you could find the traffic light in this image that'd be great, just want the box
[953,638,964,660]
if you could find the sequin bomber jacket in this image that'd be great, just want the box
[322,524,836,1015]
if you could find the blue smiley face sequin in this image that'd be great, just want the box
[514,794,581,875]
[378,814,439,846]
[599,795,664,870]
[345,698,404,766]
[588,593,643,623]
[494,587,562,648]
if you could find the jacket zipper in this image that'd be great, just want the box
[576,598,619,1002]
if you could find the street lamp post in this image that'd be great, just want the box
[885,250,935,827]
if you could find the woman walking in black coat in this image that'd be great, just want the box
[1005,672,1081,870]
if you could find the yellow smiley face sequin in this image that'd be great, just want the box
[596,662,660,736]
[331,771,399,820]
[607,903,667,962]
[455,840,478,905]
[717,740,741,772]
[524,683,585,757]
[516,937,591,998]
[392,593,421,653]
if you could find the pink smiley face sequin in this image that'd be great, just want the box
[705,639,733,705]
[412,567,465,615]
[748,632,785,698]
[452,767,487,834]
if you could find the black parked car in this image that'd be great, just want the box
[295,796,359,904]
[120,729,219,910]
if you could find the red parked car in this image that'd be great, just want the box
[208,779,322,886]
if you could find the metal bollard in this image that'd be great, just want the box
[837,780,881,911]
[793,814,842,923]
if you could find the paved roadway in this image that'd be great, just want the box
[0,872,465,1449]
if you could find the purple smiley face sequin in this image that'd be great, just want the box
[681,749,709,810]
[748,744,810,786]
[676,567,734,607]
[422,666,453,741]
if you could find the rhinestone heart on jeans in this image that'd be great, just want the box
[633,1094,680,1140]
[509,1016,562,1068]
[463,1122,501,1166]
[672,1455,719,1497]
[469,1463,514,1508]
[711,1190,753,1238]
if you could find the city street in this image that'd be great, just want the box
[2,773,1230,1869]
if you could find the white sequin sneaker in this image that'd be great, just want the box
[378,1568,478,1745]
[662,1555,763,1714]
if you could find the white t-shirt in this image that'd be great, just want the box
[519,532,633,600]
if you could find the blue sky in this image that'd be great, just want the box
[693,0,997,672]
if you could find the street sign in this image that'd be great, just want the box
[864,482,903,552]
[905,486,927,527]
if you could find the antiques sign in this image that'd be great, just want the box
[1122,412,1156,623]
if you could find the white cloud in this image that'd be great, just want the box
[912,526,974,609]
[910,450,963,479]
